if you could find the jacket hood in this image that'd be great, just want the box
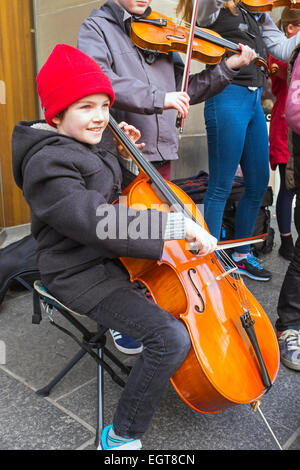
[12,120,69,189]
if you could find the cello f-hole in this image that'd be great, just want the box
[188,268,205,313]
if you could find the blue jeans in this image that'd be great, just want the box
[204,84,270,254]
[88,285,191,439]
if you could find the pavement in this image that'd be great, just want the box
[0,217,299,452]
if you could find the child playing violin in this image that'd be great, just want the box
[77,0,257,354]
[12,44,218,450]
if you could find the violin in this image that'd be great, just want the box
[242,0,300,11]
[272,0,300,8]
[241,0,274,11]
[131,11,279,76]
[109,114,280,418]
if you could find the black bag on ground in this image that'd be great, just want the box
[172,171,274,256]
[221,185,274,256]
[0,234,40,306]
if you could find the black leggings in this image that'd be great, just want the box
[276,191,300,331]
[276,163,295,234]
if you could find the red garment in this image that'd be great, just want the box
[268,55,290,170]
[157,162,171,180]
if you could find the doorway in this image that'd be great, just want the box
[0,0,38,228]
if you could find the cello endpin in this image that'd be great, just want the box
[251,401,283,450]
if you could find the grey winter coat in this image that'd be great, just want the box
[77,0,238,162]
[12,121,168,314]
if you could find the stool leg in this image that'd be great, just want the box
[103,346,131,376]
[36,349,87,396]
[95,347,104,449]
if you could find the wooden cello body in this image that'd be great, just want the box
[109,117,280,415]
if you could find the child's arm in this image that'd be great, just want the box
[174,44,255,105]
[23,148,167,260]
[23,147,216,260]
[174,54,238,106]
[260,14,300,63]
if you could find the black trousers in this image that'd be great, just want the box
[276,186,300,331]
[87,286,191,439]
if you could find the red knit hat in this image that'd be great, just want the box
[36,44,115,127]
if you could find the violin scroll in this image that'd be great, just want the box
[254,57,279,77]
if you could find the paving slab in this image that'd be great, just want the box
[0,369,93,450]
[0,217,299,451]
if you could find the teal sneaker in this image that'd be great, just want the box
[232,253,272,281]
[97,425,142,450]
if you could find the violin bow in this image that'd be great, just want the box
[188,233,268,252]
[215,233,268,251]
[178,0,200,134]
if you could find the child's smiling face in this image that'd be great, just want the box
[52,93,110,145]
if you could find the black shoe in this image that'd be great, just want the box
[278,235,294,261]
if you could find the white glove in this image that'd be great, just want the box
[185,217,217,256]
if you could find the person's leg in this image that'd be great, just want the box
[276,163,295,260]
[109,161,172,355]
[230,89,271,281]
[234,89,270,253]
[276,192,300,370]
[88,286,191,443]
[204,84,249,240]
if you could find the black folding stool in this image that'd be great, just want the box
[32,280,131,448]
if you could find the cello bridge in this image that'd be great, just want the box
[206,266,238,287]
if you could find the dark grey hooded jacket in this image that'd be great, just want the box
[12,121,167,314]
[78,0,238,162]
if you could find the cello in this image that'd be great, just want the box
[109,115,280,423]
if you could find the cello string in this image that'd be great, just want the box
[217,248,251,313]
